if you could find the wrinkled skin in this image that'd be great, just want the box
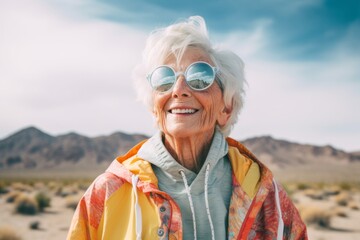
[152,47,232,172]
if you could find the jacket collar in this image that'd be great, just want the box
[106,137,274,192]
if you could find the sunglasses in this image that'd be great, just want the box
[147,61,220,92]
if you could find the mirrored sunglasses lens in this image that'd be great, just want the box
[186,62,215,90]
[151,67,176,92]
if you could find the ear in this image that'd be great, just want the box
[152,108,159,120]
[217,106,232,127]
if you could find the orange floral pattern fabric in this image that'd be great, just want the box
[68,138,307,240]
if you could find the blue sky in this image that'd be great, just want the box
[0,0,359,151]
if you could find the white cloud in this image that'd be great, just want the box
[214,19,273,60]
[220,23,360,151]
[280,0,324,13]
[0,0,358,152]
[0,0,155,137]
[239,0,323,16]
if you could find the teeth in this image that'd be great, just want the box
[171,108,196,114]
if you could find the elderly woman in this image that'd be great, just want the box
[67,16,307,240]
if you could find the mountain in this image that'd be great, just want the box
[0,126,147,169]
[242,136,360,169]
[0,127,359,171]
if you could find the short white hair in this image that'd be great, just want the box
[133,16,246,137]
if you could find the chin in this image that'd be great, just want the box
[165,125,215,139]
[163,127,197,138]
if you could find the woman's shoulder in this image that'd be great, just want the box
[82,171,128,203]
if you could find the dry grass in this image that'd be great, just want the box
[322,186,341,198]
[338,182,352,191]
[65,195,81,210]
[1,177,357,240]
[10,183,32,193]
[291,180,360,240]
[303,189,326,200]
[298,205,332,228]
[0,226,22,240]
[29,221,40,230]
[33,182,46,191]
[332,207,348,218]
[0,182,9,195]
[296,183,311,190]
[5,192,22,203]
[334,192,352,207]
[348,200,359,210]
[14,194,38,215]
[35,192,51,212]
[60,185,80,198]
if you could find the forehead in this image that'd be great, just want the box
[164,47,212,67]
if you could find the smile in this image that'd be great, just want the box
[169,108,198,114]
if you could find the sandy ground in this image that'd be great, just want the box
[0,194,76,240]
[307,205,360,240]
[0,184,359,240]
[293,187,360,240]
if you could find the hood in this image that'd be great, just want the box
[105,139,159,191]
[105,136,273,197]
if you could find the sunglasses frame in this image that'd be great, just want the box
[147,61,221,93]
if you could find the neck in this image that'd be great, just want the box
[163,130,215,173]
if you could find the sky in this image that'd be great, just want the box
[0,0,359,151]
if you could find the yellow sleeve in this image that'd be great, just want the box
[67,196,98,240]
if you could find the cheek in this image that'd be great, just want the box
[153,94,169,130]
[200,94,222,127]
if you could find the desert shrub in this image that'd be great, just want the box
[35,192,51,212]
[47,181,57,189]
[5,192,22,203]
[339,182,352,191]
[296,183,310,191]
[299,206,332,228]
[323,186,340,197]
[315,182,325,190]
[65,195,80,210]
[78,182,91,191]
[33,182,46,191]
[336,211,348,218]
[335,193,351,206]
[281,183,294,196]
[332,207,348,218]
[303,189,325,200]
[348,200,359,210]
[29,221,40,230]
[14,194,38,215]
[54,186,63,197]
[57,185,78,198]
[11,183,32,192]
[47,181,62,192]
[0,182,9,195]
[0,226,22,240]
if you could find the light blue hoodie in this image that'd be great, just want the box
[137,129,232,239]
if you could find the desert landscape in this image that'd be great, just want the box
[0,127,359,239]
[0,179,359,240]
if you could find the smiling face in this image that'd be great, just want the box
[152,47,231,139]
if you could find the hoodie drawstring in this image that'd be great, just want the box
[273,178,284,240]
[179,169,197,240]
[132,175,142,240]
[205,163,215,240]
[179,164,215,240]
[131,169,280,240]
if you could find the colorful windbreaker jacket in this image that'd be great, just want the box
[67,137,308,240]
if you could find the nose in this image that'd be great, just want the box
[171,74,192,98]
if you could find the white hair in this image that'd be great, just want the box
[133,16,246,137]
